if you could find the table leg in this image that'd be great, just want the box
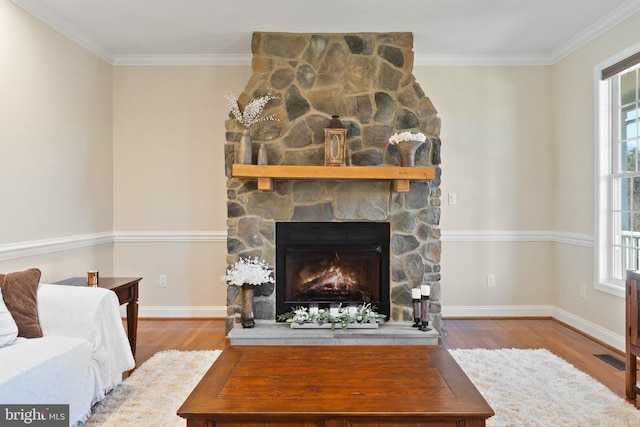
[126,292,138,357]
[628,354,638,408]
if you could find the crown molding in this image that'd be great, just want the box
[413,54,554,67]
[550,0,640,63]
[13,0,640,67]
[113,54,252,67]
[11,0,114,63]
[118,53,555,67]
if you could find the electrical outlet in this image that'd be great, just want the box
[448,193,457,205]
[579,283,586,299]
[487,274,496,287]
[159,275,167,288]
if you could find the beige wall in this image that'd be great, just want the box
[416,66,555,232]
[112,66,250,313]
[0,1,113,282]
[550,11,640,340]
[413,66,555,312]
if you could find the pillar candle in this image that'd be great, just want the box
[411,288,421,299]
[421,284,431,296]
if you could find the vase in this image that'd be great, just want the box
[395,140,424,167]
[257,142,268,165]
[237,129,252,164]
[240,283,255,328]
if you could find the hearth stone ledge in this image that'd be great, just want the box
[228,320,439,346]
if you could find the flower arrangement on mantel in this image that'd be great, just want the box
[224,92,279,129]
[388,131,428,167]
[225,92,279,165]
[277,303,386,330]
[388,131,427,145]
[220,257,274,287]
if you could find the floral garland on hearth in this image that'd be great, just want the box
[277,303,386,330]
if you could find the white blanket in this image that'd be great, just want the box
[37,284,136,403]
[0,284,135,426]
[0,336,94,425]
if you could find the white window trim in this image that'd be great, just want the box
[595,41,640,299]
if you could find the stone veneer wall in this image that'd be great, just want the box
[224,32,442,334]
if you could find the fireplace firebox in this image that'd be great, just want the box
[275,222,390,320]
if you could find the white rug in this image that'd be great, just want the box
[450,348,640,427]
[83,350,221,427]
[82,348,640,426]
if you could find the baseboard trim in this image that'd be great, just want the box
[442,305,554,317]
[551,306,625,352]
[442,304,624,352]
[122,305,227,318]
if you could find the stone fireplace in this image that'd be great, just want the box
[224,32,442,335]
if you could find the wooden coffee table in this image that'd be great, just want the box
[178,345,493,427]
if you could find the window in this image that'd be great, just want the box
[597,50,640,298]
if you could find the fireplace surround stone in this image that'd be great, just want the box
[225,32,442,335]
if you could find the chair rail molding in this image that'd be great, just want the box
[0,232,113,261]
[0,231,227,261]
[441,230,593,247]
[112,231,226,243]
[0,230,591,261]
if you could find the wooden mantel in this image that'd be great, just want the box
[232,164,436,192]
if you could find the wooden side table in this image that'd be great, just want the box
[626,270,640,407]
[53,277,141,357]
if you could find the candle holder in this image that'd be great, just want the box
[412,297,421,327]
[420,295,431,332]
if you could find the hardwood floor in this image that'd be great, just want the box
[129,317,632,403]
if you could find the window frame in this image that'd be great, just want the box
[596,42,640,299]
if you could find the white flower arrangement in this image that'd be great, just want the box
[388,131,427,145]
[277,303,386,330]
[221,257,275,287]
[224,92,278,129]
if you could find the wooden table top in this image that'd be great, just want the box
[178,345,494,424]
[53,277,141,291]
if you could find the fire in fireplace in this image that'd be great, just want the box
[275,222,390,319]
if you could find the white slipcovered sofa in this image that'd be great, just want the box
[0,283,135,426]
